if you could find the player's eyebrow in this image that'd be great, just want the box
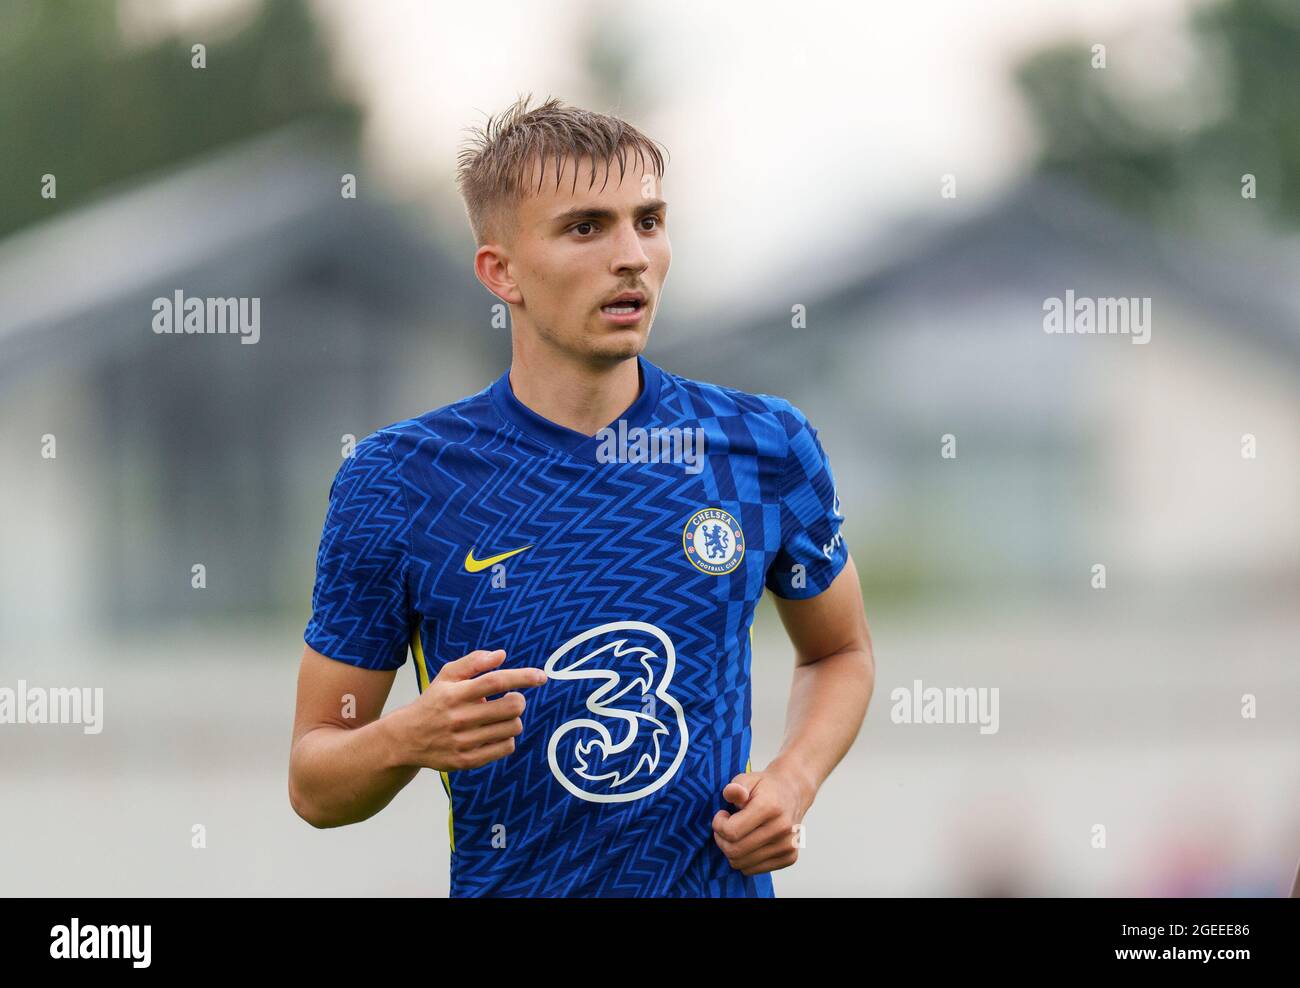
[550,199,667,229]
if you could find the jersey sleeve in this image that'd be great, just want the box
[304,432,413,670]
[764,402,849,600]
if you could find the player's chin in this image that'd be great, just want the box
[587,326,648,361]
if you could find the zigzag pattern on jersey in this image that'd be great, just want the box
[434,435,717,893]
[305,432,415,670]
[384,379,789,895]
[303,362,840,896]
[322,367,832,896]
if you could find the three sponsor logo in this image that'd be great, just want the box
[460,507,748,804]
[543,621,689,803]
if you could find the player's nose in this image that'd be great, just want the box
[608,222,652,276]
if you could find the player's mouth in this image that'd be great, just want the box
[599,292,648,325]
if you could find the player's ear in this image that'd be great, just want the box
[473,243,522,306]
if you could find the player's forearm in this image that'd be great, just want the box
[768,646,874,809]
[289,713,420,828]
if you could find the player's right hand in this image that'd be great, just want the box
[393,649,546,772]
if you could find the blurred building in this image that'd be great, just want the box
[0,125,503,635]
[665,177,1300,597]
[5,145,1298,639]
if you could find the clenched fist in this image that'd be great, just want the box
[711,768,813,876]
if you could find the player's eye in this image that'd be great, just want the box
[570,216,661,237]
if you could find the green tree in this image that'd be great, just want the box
[1016,0,1300,233]
[0,0,358,240]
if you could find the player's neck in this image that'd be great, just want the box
[505,345,643,439]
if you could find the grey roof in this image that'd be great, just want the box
[664,174,1300,367]
[0,122,469,386]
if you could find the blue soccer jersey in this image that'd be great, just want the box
[304,354,848,897]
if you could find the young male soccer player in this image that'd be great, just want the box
[289,95,874,897]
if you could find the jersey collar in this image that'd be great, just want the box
[489,354,663,463]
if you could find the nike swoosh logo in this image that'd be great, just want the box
[464,545,533,573]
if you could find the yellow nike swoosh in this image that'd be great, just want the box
[464,544,533,573]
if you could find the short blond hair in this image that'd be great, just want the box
[455,93,669,247]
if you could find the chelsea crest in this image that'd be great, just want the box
[682,508,744,576]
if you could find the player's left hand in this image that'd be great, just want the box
[711,768,813,876]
